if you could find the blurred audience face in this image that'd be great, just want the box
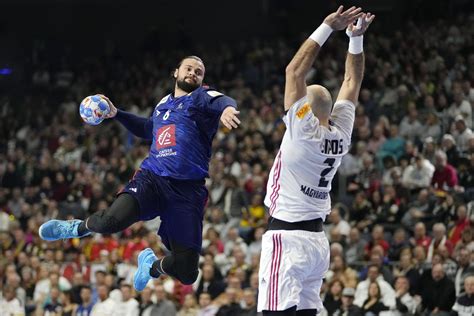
[395,277,410,294]
[183,294,197,309]
[121,285,133,301]
[155,285,166,302]
[202,264,215,281]
[199,293,212,308]
[431,263,445,282]
[80,287,92,304]
[243,289,256,308]
[97,285,110,301]
[458,248,471,267]
[368,282,380,299]
[465,276,474,296]
[414,223,426,239]
[368,266,380,282]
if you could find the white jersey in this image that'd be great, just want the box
[264,96,355,222]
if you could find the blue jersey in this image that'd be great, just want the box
[140,86,236,180]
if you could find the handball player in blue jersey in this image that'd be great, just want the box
[39,56,240,290]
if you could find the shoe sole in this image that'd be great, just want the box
[134,249,154,292]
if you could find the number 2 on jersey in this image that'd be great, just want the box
[318,158,336,188]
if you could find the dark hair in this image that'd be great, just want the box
[176,55,204,69]
[368,281,382,299]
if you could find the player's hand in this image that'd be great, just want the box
[98,94,118,119]
[324,6,363,31]
[346,13,375,37]
[220,106,241,130]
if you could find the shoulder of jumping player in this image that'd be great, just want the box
[196,85,229,101]
[194,85,237,113]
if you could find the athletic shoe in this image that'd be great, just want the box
[39,220,91,241]
[134,248,158,291]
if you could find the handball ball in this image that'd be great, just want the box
[79,95,110,125]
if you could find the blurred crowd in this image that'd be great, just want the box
[1,11,474,316]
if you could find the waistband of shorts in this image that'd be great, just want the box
[267,216,323,232]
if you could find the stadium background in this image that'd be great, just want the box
[1,0,474,315]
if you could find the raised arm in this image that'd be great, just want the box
[101,95,153,140]
[336,13,375,104]
[284,6,362,110]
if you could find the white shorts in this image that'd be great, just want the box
[257,229,330,312]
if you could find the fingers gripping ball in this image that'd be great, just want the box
[79,95,110,125]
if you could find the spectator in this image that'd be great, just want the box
[177,294,198,316]
[449,204,471,246]
[377,124,405,162]
[323,279,344,316]
[421,113,442,143]
[239,288,258,316]
[452,275,474,316]
[77,286,95,316]
[393,276,417,316]
[399,104,423,142]
[196,264,226,300]
[441,134,460,166]
[337,288,362,316]
[448,89,472,129]
[91,285,116,316]
[454,247,474,296]
[409,222,431,250]
[393,253,421,296]
[215,287,242,316]
[354,265,396,309]
[431,150,458,190]
[326,207,351,238]
[0,285,25,316]
[401,154,434,191]
[196,293,218,316]
[150,284,176,316]
[60,290,78,316]
[326,255,358,289]
[453,115,473,155]
[420,263,456,314]
[361,282,389,315]
[388,228,410,262]
[138,287,154,316]
[427,223,453,262]
[345,227,366,266]
[364,225,390,259]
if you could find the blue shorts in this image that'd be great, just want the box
[120,168,208,252]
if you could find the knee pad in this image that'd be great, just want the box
[167,249,199,285]
[87,211,121,234]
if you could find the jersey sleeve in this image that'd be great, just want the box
[330,99,355,144]
[115,109,153,140]
[283,95,319,139]
[201,89,237,115]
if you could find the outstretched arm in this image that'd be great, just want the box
[284,6,362,110]
[101,95,153,140]
[336,13,375,104]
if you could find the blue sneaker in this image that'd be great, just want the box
[134,248,158,291]
[39,220,91,241]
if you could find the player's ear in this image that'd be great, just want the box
[173,69,178,79]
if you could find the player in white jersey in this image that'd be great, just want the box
[258,6,375,316]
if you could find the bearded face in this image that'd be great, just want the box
[174,58,205,93]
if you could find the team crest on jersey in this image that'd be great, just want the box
[156,124,176,149]
[155,124,178,158]
[296,103,311,119]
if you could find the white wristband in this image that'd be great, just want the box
[309,23,333,46]
[348,35,364,54]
